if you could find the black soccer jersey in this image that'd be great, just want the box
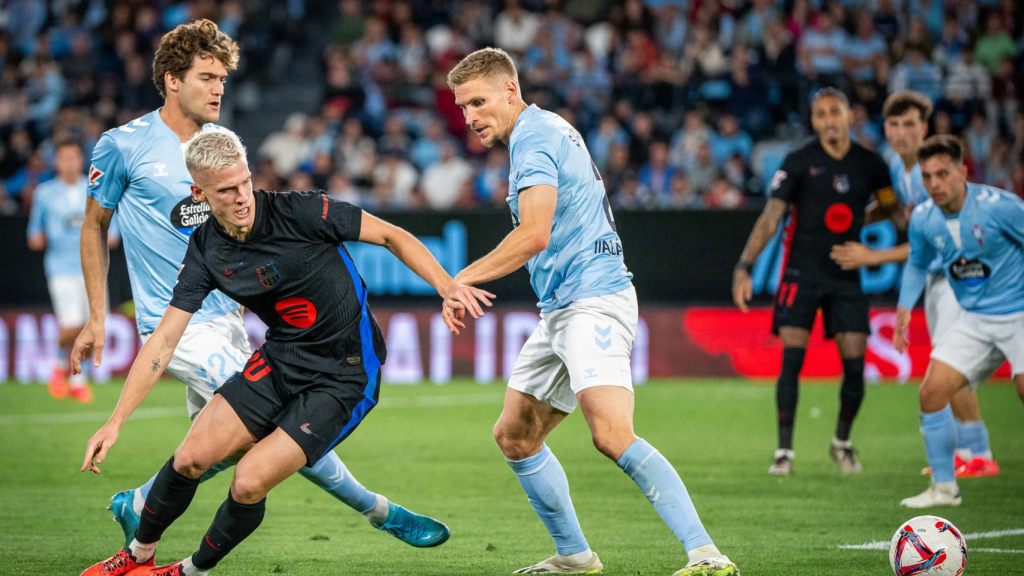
[170,189,386,377]
[770,139,895,286]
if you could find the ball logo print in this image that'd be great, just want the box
[889,516,966,576]
[275,297,317,328]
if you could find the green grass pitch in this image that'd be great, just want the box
[0,379,1021,575]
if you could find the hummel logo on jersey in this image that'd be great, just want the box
[154,163,169,177]
[88,165,104,187]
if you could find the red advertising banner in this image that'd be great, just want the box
[0,307,1009,384]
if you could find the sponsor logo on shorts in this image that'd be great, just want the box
[275,297,317,328]
[824,203,853,233]
[170,195,212,236]
[257,263,281,288]
[949,257,990,286]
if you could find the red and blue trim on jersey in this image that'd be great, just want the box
[325,245,381,454]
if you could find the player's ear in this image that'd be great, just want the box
[165,71,179,94]
[191,183,205,203]
[505,79,517,103]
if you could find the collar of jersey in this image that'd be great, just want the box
[511,104,539,139]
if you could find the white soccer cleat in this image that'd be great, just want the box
[768,449,793,476]
[513,551,603,574]
[829,443,862,474]
[900,483,962,508]
[672,555,740,576]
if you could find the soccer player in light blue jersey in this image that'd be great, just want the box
[28,139,119,403]
[892,135,1024,508]
[830,92,1001,478]
[445,48,738,576]
[71,19,448,553]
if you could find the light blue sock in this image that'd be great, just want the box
[958,420,991,458]
[507,444,589,556]
[617,438,713,553]
[137,473,157,503]
[921,406,957,483]
[298,451,378,513]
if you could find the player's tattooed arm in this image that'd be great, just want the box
[151,359,161,372]
[733,198,787,312]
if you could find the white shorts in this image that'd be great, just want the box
[508,286,637,413]
[931,310,1024,383]
[925,275,1006,388]
[141,310,250,419]
[48,275,89,329]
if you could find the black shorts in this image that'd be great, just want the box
[216,348,380,466]
[771,271,870,338]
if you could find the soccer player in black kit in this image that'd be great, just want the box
[732,89,903,476]
[78,130,493,576]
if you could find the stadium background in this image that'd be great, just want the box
[1,0,1022,384]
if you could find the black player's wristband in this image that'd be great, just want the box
[735,261,753,274]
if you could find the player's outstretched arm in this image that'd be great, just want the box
[733,197,787,312]
[75,196,116,367]
[81,306,191,475]
[357,211,494,327]
[454,184,557,287]
[830,242,911,270]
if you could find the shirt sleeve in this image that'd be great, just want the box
[768,151,801,203]
[168,236,216,314]
[897,210,936,309]
[513,130,560,192]
[26,187,45,237]
[996,190,1024,246]
[288,190,363,244]
[87,133,128,210]
[869,153,897,208]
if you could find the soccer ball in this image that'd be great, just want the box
[889,516,968,576]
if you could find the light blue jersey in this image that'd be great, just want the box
[28,176,88,278]
[899,183,1024,315]
[507,105,632,313]
[88,109,238,333]
[889,153,943,275]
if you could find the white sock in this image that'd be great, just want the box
[774,448,794,459]
[558,549,594,564]
[364,494,390,526]
[831,437,851,449]
[128,539,156,564]
[687,544,723,564]
[180,556,209,576]
[69,372,87,388]
[954,448,972,461]
[976,450,993,460]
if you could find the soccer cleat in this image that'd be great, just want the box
[126,561,184,576]
[672,556,740,576]
[960,456,1000,478]
[376,501,450,547]
[513,551,603,574]
[79,549,153,576]
[901,483,962,508]
[109,490,141,548]
[48,367,70,399]
[768,451,792,476]
[70,383,94,403]
[829,444,862,474]
[921,454,970,476]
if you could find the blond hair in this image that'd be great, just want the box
[447,47,519,90]
[185,130,247,177]
[153,19,239,99]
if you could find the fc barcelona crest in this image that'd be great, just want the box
[257,263,281,288]
[833,175,850,193]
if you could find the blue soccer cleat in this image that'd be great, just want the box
[109,490,140,548]
[376,502,450,548]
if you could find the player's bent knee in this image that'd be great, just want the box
[230,473,269,504]
[590,429,637,462]
[493,423,543,461]
[172,446,216,479]
[918,382,951,413]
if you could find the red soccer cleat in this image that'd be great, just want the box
[920,454,970,476]
[80,549,154,576]
[960,456,1000,478]
[69,382,94,403]
[128,561,185,575]
[48,367,70,400]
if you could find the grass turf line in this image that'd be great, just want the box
[0,379,1021,575]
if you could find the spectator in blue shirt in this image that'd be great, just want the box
[410,118,453,171]
[639,141,677,199]
[889,43,943,102]
[587,116,630,171]
[710,113,753,164]
[799,12,847,79]
[843,13,888,82]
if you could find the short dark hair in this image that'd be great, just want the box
[918,135,963,164]
[812,87,849,107]
[882,91,933,123]
[54,138,82,151]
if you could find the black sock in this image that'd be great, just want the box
[776,347,806,451]
[134,457,201,544]
[192,493,267,570]
[836,357,866,441]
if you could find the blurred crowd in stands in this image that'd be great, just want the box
[1,0,1023,215]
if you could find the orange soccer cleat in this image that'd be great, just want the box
[127,561,185,575]
[48,367,70,399]
[79,549,154,576]
[960,456,1000,478]
[920,453,970,477]
[69,382,94,403]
